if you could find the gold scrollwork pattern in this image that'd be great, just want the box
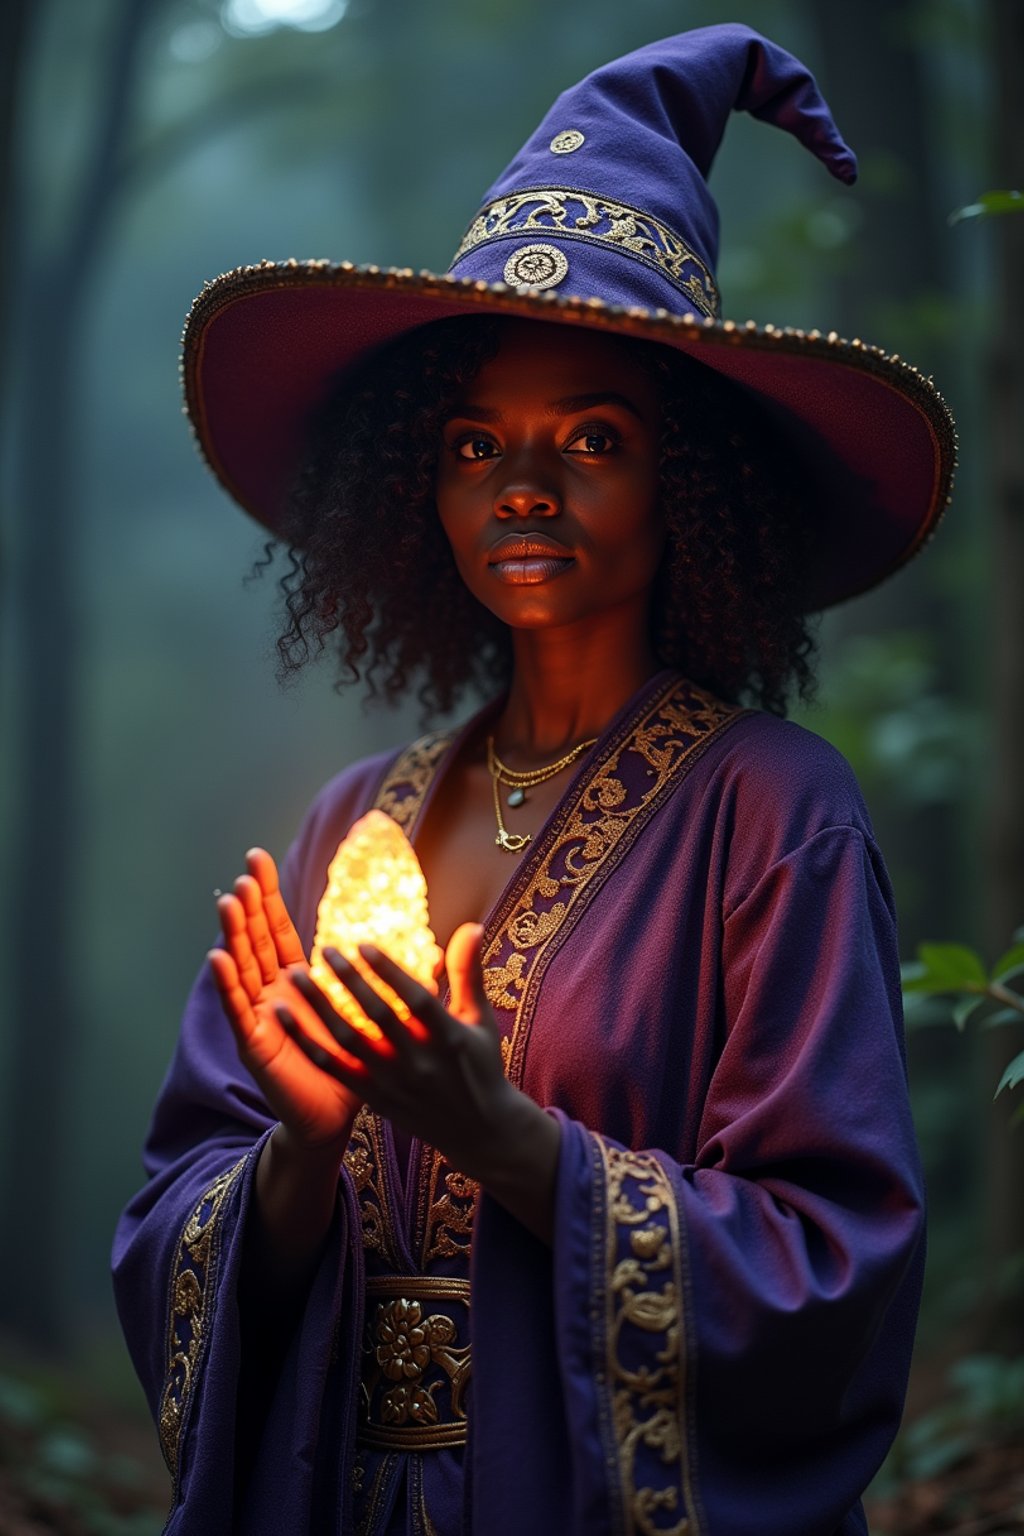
[483,679,740,1086]
[594,1136,700,1536]
[375,730,456,833]
[158,1155,247,1477]
[344,1105,403,1267]
[339,730,458,1264]
[416,677,740,1269]
[358,1277,471,1449]
[361,679,738,1271]
[452,188,719,318]
[417,1158,479,1268]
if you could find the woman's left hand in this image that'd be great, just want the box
[280,923,518,1184]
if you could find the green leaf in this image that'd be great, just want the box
[0,1372,44,1428]
[912,942,988,992]
[949,189,1024,223]
[900,961,933,995]
[995,1048,1024,1098]
[992,942,1024,984]
[902,999,956,1030]
[907,1431,978,1480]
[982,1008,1024,1029]
[953,995,985,1031]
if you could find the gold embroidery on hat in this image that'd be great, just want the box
[503,243,569,291]
[550,129,585,154]
[454,187,719,318]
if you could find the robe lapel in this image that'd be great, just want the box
[344,728,458,1271]
[350,675,743,1272]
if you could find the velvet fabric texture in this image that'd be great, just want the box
[113,674,924,1534]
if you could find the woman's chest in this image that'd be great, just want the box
[416,768,728,1158]
[413,758,574,950]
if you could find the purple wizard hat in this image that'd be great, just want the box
[183,23,955,608]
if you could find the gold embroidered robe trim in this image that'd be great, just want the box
[592,1134,700,1536]
[352,679,740,1273]
[412,1454,442,1536]
[355,1452,400,1536]
[414,677,742,1268]
[375,731,455,832]
[340,730,456,1265]
[344,1104,404,1269]
[158,1154,247,1477]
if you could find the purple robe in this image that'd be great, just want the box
[112,672,924,1535]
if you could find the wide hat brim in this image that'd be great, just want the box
[182,259,956,612]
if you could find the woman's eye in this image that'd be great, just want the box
[455,436,499,461]
[566,429,617,455]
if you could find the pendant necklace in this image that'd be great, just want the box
[486,734,598,854]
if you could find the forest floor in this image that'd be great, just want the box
[867,1439,1024,1534]
[0,1348,1022,1534]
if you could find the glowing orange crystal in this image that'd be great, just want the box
[310,810,442,1040]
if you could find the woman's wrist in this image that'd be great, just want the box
[271,1115,355,1167]
[464,1084,561,1246]
[247,1116,355,1302]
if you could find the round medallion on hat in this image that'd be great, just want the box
[549,128,585,154]
[503,243,569,291]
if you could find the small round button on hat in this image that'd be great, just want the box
[503,244,569,290]
[550,129,585,154]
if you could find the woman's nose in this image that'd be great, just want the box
[494,481,561,519]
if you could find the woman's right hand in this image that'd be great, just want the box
[209,847,363,1149]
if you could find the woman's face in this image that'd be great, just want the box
[435,319,665,635]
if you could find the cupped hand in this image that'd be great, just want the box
[283,922,516,1178]
[209,848,363,1148]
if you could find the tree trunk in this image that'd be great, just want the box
[812,1,960,950]
[984,0,1024,1353]
[1,0,157,1348]
[0,0,31,329]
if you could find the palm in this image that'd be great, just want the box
[209,849,363,1145]
[249,975,364,1138]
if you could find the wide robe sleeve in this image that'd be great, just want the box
[470,816,924,1536]
[111,751,395,1535]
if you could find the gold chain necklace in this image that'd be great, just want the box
[486,734,598,854]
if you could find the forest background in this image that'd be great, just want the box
[1,0,1022,1530]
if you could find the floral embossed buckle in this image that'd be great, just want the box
[357,1276,471,1449]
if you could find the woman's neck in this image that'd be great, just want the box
[497,610,661,759]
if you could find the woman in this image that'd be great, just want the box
[113,23,955,1536]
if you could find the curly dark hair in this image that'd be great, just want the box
[260,315,817,719]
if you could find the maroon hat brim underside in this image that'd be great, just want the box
[183,262,956,612]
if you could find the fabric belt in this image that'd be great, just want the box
[356,1275,471,1450]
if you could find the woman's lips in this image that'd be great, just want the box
[488,556,577,585]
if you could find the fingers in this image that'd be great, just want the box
[208,947,258,1043]
[278,1006,366,1090]
[233,874,280,988]
[215,850,305,1004]
[290,957,405,1061]
[277,970,379,1077]
[217,893,263,1002]
[445,923,489,1025]
[354,946,458,1044]
[246,848,306,967]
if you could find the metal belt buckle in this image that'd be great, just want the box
[357,1275,471,1449]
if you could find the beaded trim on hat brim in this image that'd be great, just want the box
[182,259,957,611]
